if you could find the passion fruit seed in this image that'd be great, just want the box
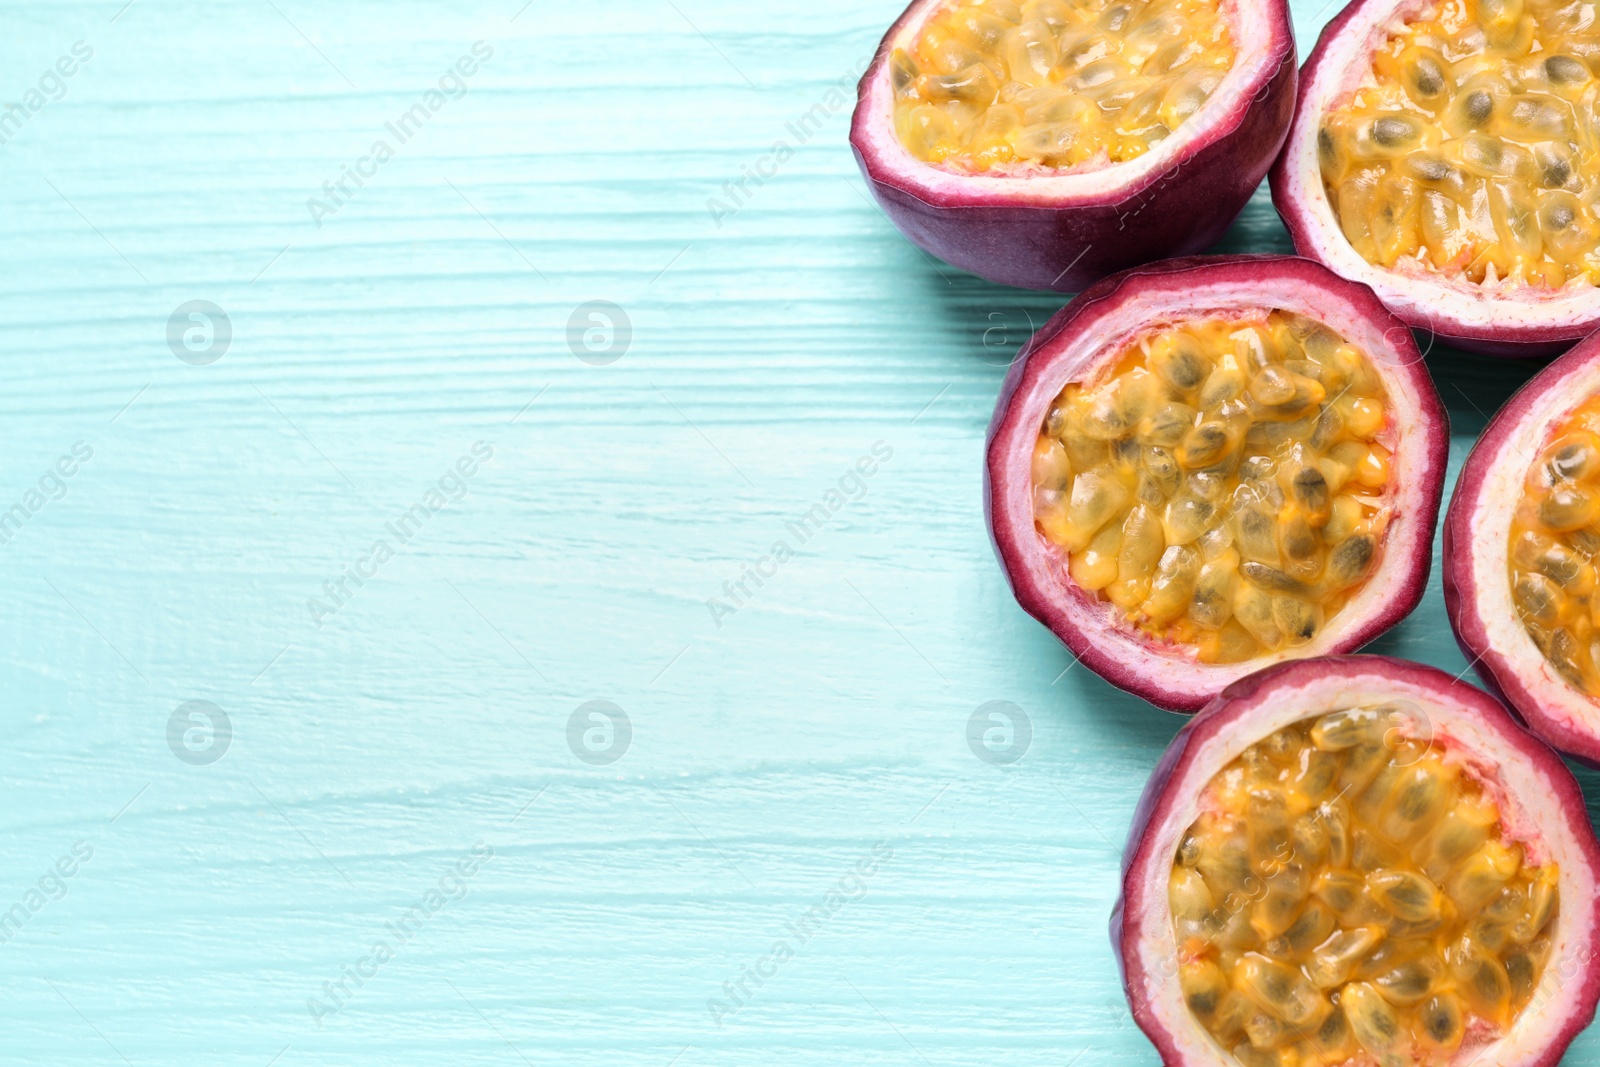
[1033,311,1392,664]
[1319,0,1600,287]
[1172,708,1558,1065]
[892,0,1236,171]
[1510,397,1600,693]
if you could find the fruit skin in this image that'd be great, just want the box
[1270,0,1600,358]
[985,255,1448,711]
[1445,333,1600,764]
[848,0,1297,292]
[1113,655,1600,1067]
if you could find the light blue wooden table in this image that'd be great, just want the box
[3,1,1596,1064]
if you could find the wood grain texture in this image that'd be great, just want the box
[1,1,1597,1064]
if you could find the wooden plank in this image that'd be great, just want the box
[0,1,1594,1064]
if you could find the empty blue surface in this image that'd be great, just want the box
[2,1,1597,1064]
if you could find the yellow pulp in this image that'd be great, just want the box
[1174,708,1558,1066]
[1320,0,1600,288]
[1509,393,1600,692]
[1033,311,1392,663]
[891,0,1236,171]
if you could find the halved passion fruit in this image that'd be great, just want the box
[1274,0,1600,355]
[1444,330,1600,762]
[850,0,1297,291]
[986,256,1447,710]
[1116,655,1600,1067]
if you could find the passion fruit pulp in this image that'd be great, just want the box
[1445,330,1600,763]
[851,0,1296,291]
[890,0,1236,171]
[1273,0,1600,355]
[986,256,1447,711]
[1116,655,1600,1067]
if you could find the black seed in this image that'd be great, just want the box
[1545,159,1572,187]
[1506,953,1534,993]
[1318,127,1336,165]
[1546,54,1588,83]
[1293,465,1329,510]
[1397,779,1432,819]
[1373,117,1414,146]
[1241,509,1274,540]
[1286,526,1317,560]
[1163,348,1204,389]
[1331,535,1375,582]
[1413,57,1445,95]
[1411,155,1451,182]
[1548,204,1576,230]
[1465,89,1493,124]
[1241,561,1310,595]
[1473,962,1505,1000]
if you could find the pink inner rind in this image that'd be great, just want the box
[1269,0,1600,357]
[1114,655,1600,1067]
[849,0,1297,292]
[1445,332,1600,765]
[985,255,1449,712]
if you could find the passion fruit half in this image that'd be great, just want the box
[1116,655,1600,1067]
[850,0,1297,291]
[986,255,1448,711]
[1443,331,1600,762]
[1273,0,1600,355]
